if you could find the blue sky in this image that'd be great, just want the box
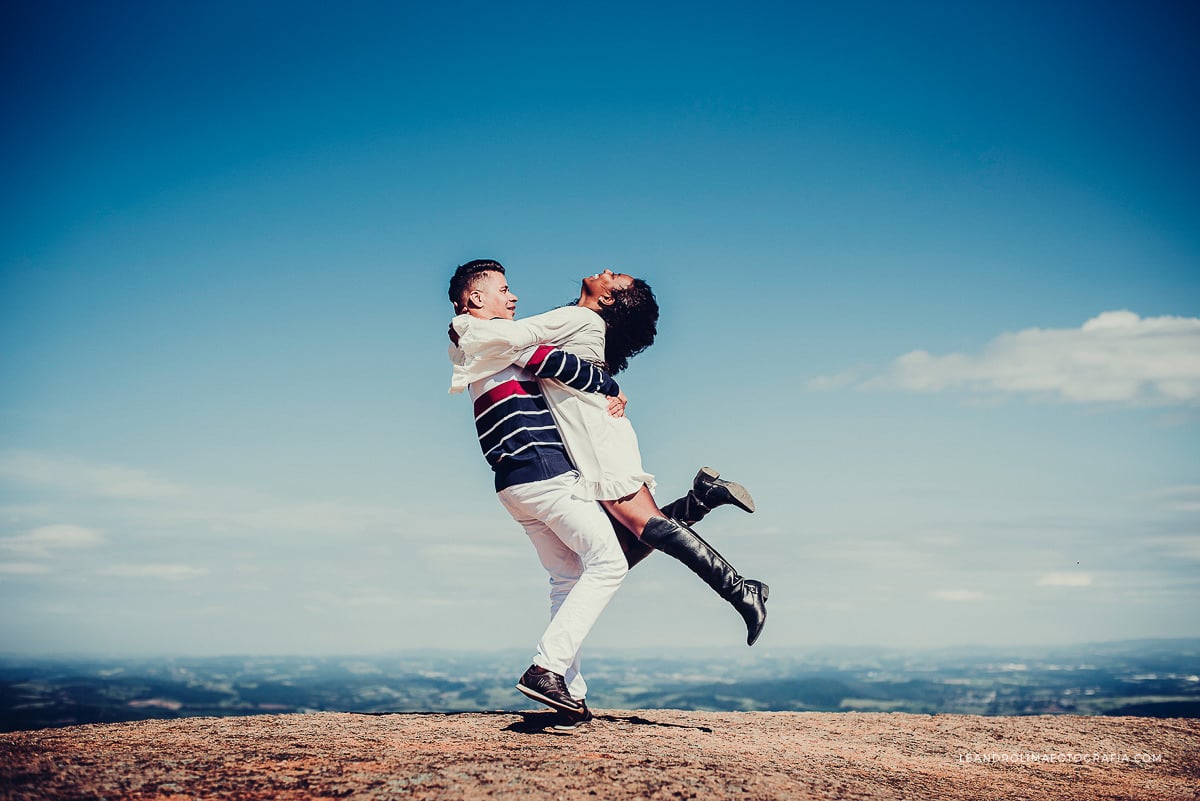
[1,0,1197,656]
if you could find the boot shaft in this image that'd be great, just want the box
[640,516,743,598]
[639,516,768,645]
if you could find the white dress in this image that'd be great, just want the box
[448,305,655,501]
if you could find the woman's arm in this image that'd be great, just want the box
[451,306,603,361]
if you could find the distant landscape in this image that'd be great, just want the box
[3,639,1198,732]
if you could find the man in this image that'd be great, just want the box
[448,259,629,727]
[447,259,759,730]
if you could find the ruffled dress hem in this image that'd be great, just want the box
[569,472,657,502]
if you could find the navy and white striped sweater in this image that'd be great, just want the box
[468,344,620,491]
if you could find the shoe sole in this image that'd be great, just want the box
[726,483,756,514]
[550,719,590,733]
[515,682,584,714]
[699,467,756,514]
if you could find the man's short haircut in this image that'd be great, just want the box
[449,259,505,313]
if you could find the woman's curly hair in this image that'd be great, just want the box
[596,278,658,374]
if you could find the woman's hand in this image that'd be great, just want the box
[608,391,628,418]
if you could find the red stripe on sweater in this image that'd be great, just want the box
[474,380,542,417]
[524,344,556,369]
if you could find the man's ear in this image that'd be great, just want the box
[465,290,483,310]
[598,293,615,307]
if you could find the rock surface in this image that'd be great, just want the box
[2,709,1197,800]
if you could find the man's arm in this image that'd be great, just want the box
[517,344,620,397]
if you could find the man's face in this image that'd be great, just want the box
[581,269,633,304]
[468,271,518,320]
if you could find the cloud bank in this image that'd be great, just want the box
[1037,572,1093,587]
[814,311,1200,405]
[0,449,414,538]
[0,525,105,558]
[0,451,186,499]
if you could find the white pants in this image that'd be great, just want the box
[497,471,628,700]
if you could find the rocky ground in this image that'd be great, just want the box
[1,709,1197,800]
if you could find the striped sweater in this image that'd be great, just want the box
[468,344,620,491]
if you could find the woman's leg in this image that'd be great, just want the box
[604,467,758,541]
[607,468,757,569]
[610,520,655,569]
[601,486,769,646]
[639,517,769,645]
[600,485,660,536]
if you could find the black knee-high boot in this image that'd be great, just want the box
[640,516,769,646]
[659,467,756,527]
[613,468,758,570]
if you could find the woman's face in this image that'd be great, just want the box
[581,269,634,304]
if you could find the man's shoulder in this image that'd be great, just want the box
[466,361,535,397]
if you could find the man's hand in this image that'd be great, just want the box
[607,391,628,418]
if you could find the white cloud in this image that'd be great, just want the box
[338,593,408,608]
[419,598,485,608]
[1037,572,1093,587]
[0,562,52,575]
[1142,535,1200,562]
[0,505,53,522]
[1149,485,1200,514]
[814,311,1200,406]
[227,502,413,536]
[0,450,185,499]
[0,449,417,539]
[931,589,986,601]
[422,543,525,561]
[99,564,209,580]
[0,525,105,558]
[805,369,864,391]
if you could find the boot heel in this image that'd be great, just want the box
[693,467,755,514]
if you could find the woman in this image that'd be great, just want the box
[450,270,769,645]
